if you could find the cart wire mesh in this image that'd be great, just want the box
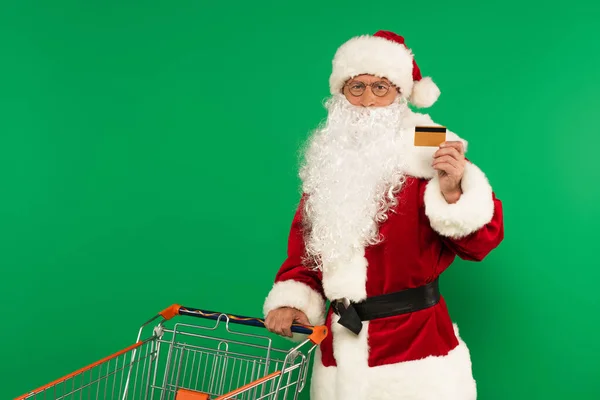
[16,305,328,400]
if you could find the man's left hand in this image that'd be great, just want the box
[432,141,466,204]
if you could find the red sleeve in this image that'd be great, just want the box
[263,197,327,325]
[440,192,504,261]
[423,161,504,261]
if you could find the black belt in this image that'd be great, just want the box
[330,278,440,335]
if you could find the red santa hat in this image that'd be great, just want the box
[329,30,440,108]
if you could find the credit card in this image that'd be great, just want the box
[414,126,447,147]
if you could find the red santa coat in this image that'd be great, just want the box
[263,117,504,400]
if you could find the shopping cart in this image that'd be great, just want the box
[16,304,328,400]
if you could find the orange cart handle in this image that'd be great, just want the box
[159,304,328,344]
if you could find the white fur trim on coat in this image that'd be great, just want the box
[322,252,368,302]
[310,319,477,400]
[310,348,337,399]
[263,280,326,326]
[424,161,495,239]
[329,35,414,100]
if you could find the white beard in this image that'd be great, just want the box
[300,94,412,271]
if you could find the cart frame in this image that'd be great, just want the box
[16,304,328,400]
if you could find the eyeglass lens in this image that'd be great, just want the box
[347,81,391,97]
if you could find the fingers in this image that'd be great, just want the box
[264,308,313,339]
[264,308,296,338]
[265,312,277,333]
[433,141,465,177]
[433,146,464,162]
[433,162,458,175]
[294,310,311,326]
[433,155,460,170]
[281,323,293,338]
[440,140,465,154]
[277,314,293,338]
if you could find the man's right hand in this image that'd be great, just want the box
[265,307,310,338]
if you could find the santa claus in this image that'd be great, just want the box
[263,30,504,400]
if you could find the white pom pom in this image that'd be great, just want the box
[409,77,440,108]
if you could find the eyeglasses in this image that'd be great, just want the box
[344,80,395,97]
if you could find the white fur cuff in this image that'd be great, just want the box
[263,280,326,326]
[424,162,495,239]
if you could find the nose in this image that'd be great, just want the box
[360,90,376,107]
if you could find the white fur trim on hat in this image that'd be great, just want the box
[409,76,441,108]
[329,35,415,100]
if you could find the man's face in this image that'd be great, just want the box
[342,74,399,107]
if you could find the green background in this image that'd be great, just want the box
[1,1,599,399]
